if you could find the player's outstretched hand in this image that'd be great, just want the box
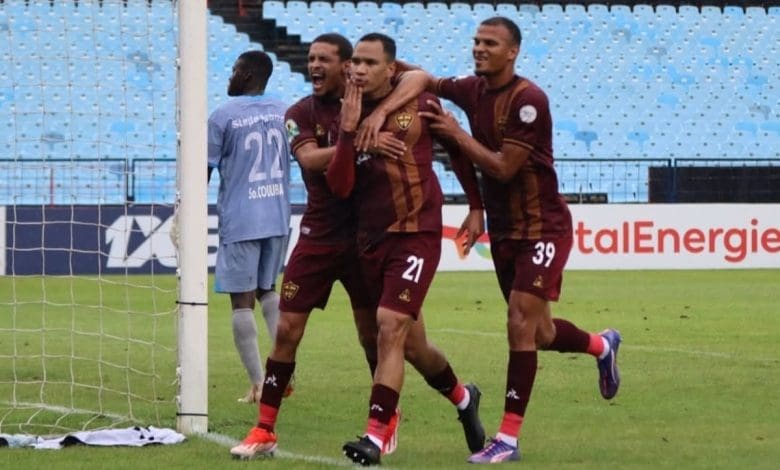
[419,99,463,141]
[457,208,485,256]
[372,132,406,160]
[340,80,362,133]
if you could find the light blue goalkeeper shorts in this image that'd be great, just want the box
[214,235,288,294]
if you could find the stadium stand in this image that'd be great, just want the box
[1,1,779,205]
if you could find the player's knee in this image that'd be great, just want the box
[377,310,412,349]
[275,315,305,348]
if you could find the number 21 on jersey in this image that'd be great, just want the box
[402,255,424,283]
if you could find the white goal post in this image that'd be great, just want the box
[175,1,209,435]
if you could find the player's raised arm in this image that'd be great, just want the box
[420,99,530,183]
[356,70,437,151]
[326,81,362,198]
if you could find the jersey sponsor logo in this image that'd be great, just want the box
[356,152,373,166]
[533,275,544,288]
[519,105,537,123]
[285,118,300,143]
[394,111,413,130]
[231,113,284,129]
[282,281,300,301]
[398,288,411,303]
[498,116,507,134]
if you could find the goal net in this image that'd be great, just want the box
[0,0,208,435]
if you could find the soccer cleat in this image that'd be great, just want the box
[343,436,381,466]
[382,408,401,455]
[230,427,277,459]
[237,383,262,404]
[467,438,520,464]
[458,383,486,453]
[598,329,622,399]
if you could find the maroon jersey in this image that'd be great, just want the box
[332,92,444,240]
[285,95,355,242]
[437,75,571,240]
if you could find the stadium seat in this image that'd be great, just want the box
[473,3,495,20]
[518,4,540,16]
[262,0,284,20]
[3,0,779,206]
[495,4,517,17]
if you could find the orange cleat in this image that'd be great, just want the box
[229,427,277,459]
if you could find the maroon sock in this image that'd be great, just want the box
[505,350,537,417]
[547,318,590,353]
[423,363,458,395]
[257,358,295,431]
[365,384,400,444]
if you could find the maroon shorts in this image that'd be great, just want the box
[489,235,573,302]
[359,232,441,319]
[279,239,373,313]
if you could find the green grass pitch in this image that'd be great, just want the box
[1,270,779,469]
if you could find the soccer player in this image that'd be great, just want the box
[228,34,407,460]
[327,33,485,466]
[207,51,290,406]
[356,17,622,464]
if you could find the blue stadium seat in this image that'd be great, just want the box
[262,0,284,20]
[2,0,779,206]
[518,4,540,16]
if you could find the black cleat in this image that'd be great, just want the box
[343,436,381,466]
[458,383,486,453]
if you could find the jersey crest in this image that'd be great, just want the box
[395,111,414,130]
[282,281,299,301]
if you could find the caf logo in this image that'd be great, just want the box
[398,288,411,303]
[395,111,413,130]
[282,281,299,301]
[533,275,544,288]
[315,124,325,137]
[285,119,300,143]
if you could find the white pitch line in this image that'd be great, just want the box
[0,401,129,422]
[201,431,380,468]
[429,328,778,364]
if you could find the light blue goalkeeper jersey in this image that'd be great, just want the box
[208,95,291,243]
